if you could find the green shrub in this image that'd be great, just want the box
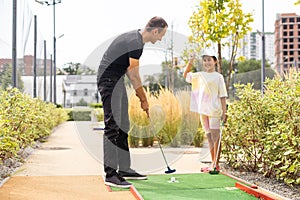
[128,134,140,148]
[89,103,103,108]
[141,136,154,147]
[92,108,104,122]
[0,135,19,161]
[0,88,68,163]
[67,108,92,121]
[223,72,300,186]
[193,128,205,147]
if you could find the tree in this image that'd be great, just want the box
[76,98,88,106]
[158,61,186,90]
[188,0,253,89]
[59,62,96,75]
[295,0,300,5]
[236,59,270,73]
[0,64,24,91]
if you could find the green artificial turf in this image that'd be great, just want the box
[127,173,257,200]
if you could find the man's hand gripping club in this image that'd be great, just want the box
[135,86,149,118]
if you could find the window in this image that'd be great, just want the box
[84,89,88,96]
[73,90,77,96]
[290,51,294,55]
[282,18,287,23]
[283,32,288,36]
[283,25,287,29]
[289,31,293,36]
[298,24,300,29]
[284,51,288,56]
[289,44,294,49]
[289,38,293,42]
[289,24,293,29]
[67,100,71,107]
[297,17,300,22]
[283,44,288,49]
[289,18,294,22]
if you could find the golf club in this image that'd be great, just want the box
[149,105,176,174]
[156,136,176,174]
[209,121,224,175]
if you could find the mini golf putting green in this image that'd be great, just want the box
[112,173,257,200]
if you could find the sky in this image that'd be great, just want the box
[25,0,300,69]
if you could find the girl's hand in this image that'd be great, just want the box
[189,53,196,61]
[222,113,227,123]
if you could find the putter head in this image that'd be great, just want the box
[208,168,220,175]
[165,167,176,174]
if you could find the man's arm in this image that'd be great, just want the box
[126,58,142,89]
[126,57,149,117]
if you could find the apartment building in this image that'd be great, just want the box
[235,32,275,65]
[275,13,300,74]
[0,55,52,76]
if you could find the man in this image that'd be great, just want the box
[97,16,168,188]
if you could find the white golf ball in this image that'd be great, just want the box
[170,177,176,182]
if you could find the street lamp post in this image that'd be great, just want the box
[35,0,61,104]
[12,0,17,88]
[50,54,52,102]
[261,0,266,95]
[44,40,47,101]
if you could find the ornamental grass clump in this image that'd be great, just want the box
[176,90,200,146]
[156,87,182,146]
[128,87,155,147]
[128,86,182,147]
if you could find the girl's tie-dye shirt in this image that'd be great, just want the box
[185,71,227,117]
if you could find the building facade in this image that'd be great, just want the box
[62,75,98,108]
[275,13,300,74]
[235,32,275,65]
[0,55,52,76]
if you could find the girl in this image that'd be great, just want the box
[183,49,227,172]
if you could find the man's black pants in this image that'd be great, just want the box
[98,77,131,178]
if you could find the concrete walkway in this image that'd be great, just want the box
[0,121,210,200]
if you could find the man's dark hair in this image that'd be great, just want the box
[145,16,168,33]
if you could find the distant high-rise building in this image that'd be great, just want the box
[227,32,275,65]
[275,13,300,74]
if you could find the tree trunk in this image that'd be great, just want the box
[217,43,222,73]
